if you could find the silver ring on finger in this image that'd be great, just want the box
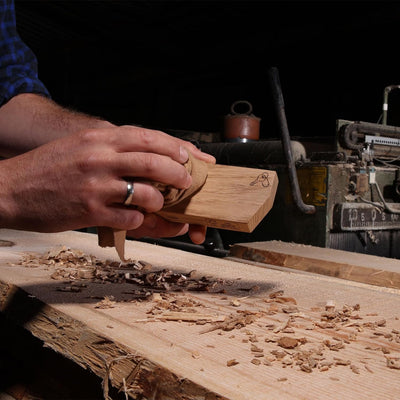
[124,181,135,206]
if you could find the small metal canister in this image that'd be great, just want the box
[224,100,260,142]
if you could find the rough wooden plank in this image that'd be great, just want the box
[0,283,223,400]
[0,310,109,399]
[229,241,400,289]
[158,164,278,232]
[0,229,400,400]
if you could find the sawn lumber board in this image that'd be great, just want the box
[0,229,400,400]
[229,241,400,289]
[158,164,278,232]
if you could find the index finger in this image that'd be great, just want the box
[104,126,215,164]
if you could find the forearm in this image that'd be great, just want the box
[0,93,114,157]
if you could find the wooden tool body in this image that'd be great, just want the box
[158,163,278,232]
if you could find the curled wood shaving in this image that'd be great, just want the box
[299,363,313,373]
[323,339,345,351]
[201,311,263,334]
[277,337,299,349]
[158,312,225,323]
[325,300,336,311]
[282,305,299,314]
[95,296,117,309]
[273,318,291,333]
[269,290,284,299]
[334,357,351,366]
[250,344,263,353]
[56,284,84,292]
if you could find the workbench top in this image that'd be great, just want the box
[0,229,399,400]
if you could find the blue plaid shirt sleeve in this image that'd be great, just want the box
[0,0,50,106]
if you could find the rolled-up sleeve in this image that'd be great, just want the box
[0,0,50,106]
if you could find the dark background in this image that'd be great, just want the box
[14,0,400,142]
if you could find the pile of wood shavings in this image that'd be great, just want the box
[14,246,229,295]
[224,291,400,376]
[141,292,227,324]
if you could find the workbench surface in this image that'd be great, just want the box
[0,229,399,400]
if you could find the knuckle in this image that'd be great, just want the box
[136,128,154,146]
[140,153,160,174]
[77,150,111,173]
[142,187,164,212]
[126,212,144,229]
[183,141,197,153]
[112,209,144,230]
[76,153,97,173]
[73,131,112,173]
[80,178,100,212]
[77,128,100,144]
[112,211,130,226]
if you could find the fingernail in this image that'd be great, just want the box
[179,146,189,163]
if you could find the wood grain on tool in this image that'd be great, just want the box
[158,164,278,232]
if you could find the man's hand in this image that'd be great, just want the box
[0,125,214,243]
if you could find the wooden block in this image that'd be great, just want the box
[1,229,400,400]
[158,164,278,232]
[230,240,400,289]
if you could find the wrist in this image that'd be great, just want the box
[0,160,19,229]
